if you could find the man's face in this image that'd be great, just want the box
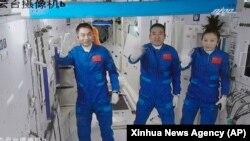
[149,27,166,46]
[77,27,93,47]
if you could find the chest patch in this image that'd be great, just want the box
[163,54,172,61]
[92,55,102,62]
[211,57,222,64]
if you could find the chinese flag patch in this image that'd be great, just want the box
[212,57,222,64]
[163,54,172,60]
[92,55,102,62]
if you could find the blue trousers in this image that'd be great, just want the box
[76,102,114,141]
[180,96,218,125]
[134,96,175,125]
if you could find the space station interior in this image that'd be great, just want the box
[1,0,250,141]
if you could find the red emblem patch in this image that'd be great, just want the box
[92,55,102,62]
[163,54,172,60]
[212,57,222,64]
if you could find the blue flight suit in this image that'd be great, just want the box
[181,47,229,124]
[56,44,119,141]
[129,43,181,124]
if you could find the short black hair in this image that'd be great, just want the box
[150,23,166,34]
[76,23,93,33]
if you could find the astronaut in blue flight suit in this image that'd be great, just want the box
[56,23,120,141]
[128,23,181,124]
[180,15,229,124]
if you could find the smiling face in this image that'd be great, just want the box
[149,26,166,46]
[77,27,93,47]
[202,32,219,51]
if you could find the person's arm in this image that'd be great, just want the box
[128,45,146,64]
[104,49,120,104]
[55,32,75,65]
[55,49,75,66]
[171,50,181,95]
[220,53,230,96]
[216,53,229,111]
[104,49,119,92]
[180,48,194,70]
